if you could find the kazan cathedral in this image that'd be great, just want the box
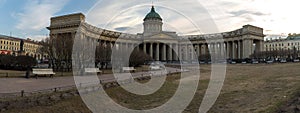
[47,6,265,62]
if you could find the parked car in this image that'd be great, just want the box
[266,60,274,64]
[149,61,165,70]
[280,59,287,63]
[252,61,259,64]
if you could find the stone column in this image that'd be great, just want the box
[259,40,264,52]
[240,40,244,59]
[220,42,224,58]
[110,41,113,48]
[169,44,173,61]
[131,43,135,50]
[203,44,207,55]
[243,40,249,58]
[185,44,189,61]
[125,42,128,51]
[143,43,147,53]
[226,42,230,58]
[119,42,123,52]
[214,43,218,60]
[190,45,194,61]
[156,43,160,61]
[178,44,182,60]
[196,44,200,58]
[174,44,178,61]
[238,40,241,59]
[211,43,215,56]
[232,41,236,59]
[199,44,202,56]
[243,39,253,59]
[242,40,245,59]
[162,44,166,61]
[150,43,153,58]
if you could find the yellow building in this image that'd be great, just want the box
[22,39,44,59]
[0,35,21,55]
[0,34,45,60]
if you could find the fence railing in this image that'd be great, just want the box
[0,85,76,98]
[0,72,25,78]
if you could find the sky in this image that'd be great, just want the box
[0,0,300,41]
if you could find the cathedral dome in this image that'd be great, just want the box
[143,6,162,21]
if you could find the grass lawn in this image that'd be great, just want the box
[3,63,300,113]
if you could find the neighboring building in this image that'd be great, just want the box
[264,34,300,59]
[22,39,44,59]
[47,6,265,61]
[0,34,22,55]
[265,34,300,51]
[0,34,44,60]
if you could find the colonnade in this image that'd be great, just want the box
[192,40,264,60]
[78,34,265,62]
[93,39,264,61]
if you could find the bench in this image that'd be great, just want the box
[32,68,55,78]
[122,67,136,72]
[85,68,102,75]
[150,65,161,70]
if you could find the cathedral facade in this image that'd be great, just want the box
[47,6,265,62]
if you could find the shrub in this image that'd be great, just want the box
[0,55,37,70]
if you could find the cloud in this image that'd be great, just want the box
[15,0,69,31]
[229,10,268,17]
[26,35,47,41]
[114,27,132,31]
[85,0,300,35]
[86,0,220,35]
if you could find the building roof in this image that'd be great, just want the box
[143,6,162,21]
[0,34,41,45]
[0,34,21,41]
[286,34,300,40]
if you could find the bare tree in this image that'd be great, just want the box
[129,48,151,67]
[95,42,112,69]
[39,34,74,71]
